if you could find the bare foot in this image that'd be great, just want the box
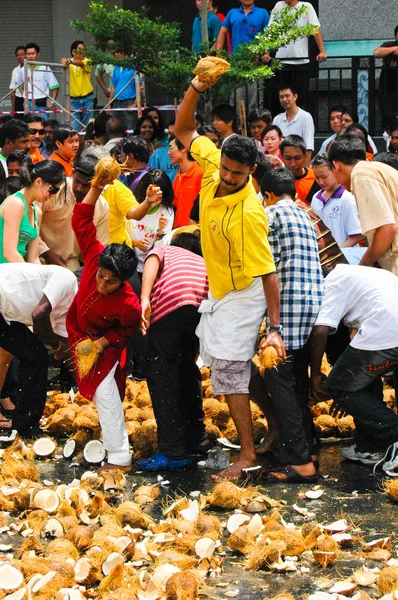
[211,456,257,481]
[256,434,278,455]
[0,414,13,429]
[98,463,132,473]
[0,397,15,412]
[268,462,316,481]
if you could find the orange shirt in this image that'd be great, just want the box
[295,167,319,205]
[49,151,73,177]
[172,161,203,228]
[29,147,45,164]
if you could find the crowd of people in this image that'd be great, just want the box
[0,0,398,481]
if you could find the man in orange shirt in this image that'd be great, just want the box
[169,134,203,228]
[281,135,319,204]
[24,113,46,164]
[49,124,79,177]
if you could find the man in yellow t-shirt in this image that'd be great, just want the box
[175,73,286,481]
[61,41,94,132]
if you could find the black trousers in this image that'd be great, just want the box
[263,343,315,465]
[327,345,398,452]
[0,316,48,431]
[145,306,205,459]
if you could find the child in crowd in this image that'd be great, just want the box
[50,124,79,177]
[247,108,272,152]
[280,135,319,204]
[311,153,362,248]
[211,104,236,141]
[6,150,32,177]
[136,232,209,470]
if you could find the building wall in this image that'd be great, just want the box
[319,0,396,41]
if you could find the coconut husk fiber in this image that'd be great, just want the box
[91,156,123,188]
[75,339,100,378]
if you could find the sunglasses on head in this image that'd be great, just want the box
[29,128,45,135]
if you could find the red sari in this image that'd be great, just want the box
[66,203,141,400]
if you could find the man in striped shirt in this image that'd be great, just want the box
[135,233,210,471]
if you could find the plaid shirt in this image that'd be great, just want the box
[265,198,324,350]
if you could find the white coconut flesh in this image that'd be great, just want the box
[74,558,92,583]
[83,440,106,464]
[43,518,64,538]
[247,513,263,537]
[0,564,24,590]
[101,552,125,576]
[32,489,59,513]
[64,487,89,505]
[150,564,180,590]
[226,513,250,533]
[4,588,26,600]
[33,437,56,457]
[31,571,57,594]
[63,439,76,459]
[195,537,216,559]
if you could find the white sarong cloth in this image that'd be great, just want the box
[196,278,266,366]
[93,362,131,466]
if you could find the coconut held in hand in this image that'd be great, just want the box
[194,56,231,85]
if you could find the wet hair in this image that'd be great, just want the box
[312,152,332,169]
[19,159,65,189]
[135,168,174,207]
[74,153,100,178]
[99,243,138,282]
[121,135,150,163]
[261,167,296,199]
[171,232,202,256]
[24,113,45,126]
[252,152,273,188]
[372,152,398,171]
[25,42,40,54]
[0,119,29,146]
[328,134,366,165]
[280,134,306,155]
[5,176,21,195]
[134,115,157,142]
[222,134,257,168]
[143,106,166,140]
[211,103,236,128]
[169,134,194,161]
[248,108,272,126]
[106,116,125,137]
[260,124,283,144]
[198,125,222,146]
[71,40,85,54]
[53,124,78,145]
[0,162,7,204]
[7,149,32,167]
[329,104,349,117]
[278,84,298,95]
[15,45,25,56]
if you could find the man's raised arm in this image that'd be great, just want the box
[175,76,210,150]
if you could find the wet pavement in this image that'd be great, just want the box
[2,438,394,600]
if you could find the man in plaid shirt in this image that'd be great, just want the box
[260,168,323,483]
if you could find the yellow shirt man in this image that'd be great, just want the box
[69,57,93,98]
[190,135,275,300]
[102,179,138,246]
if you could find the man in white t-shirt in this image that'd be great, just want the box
[273,85,314,165]
[265,0,326,111]
[0,264,77,435]
[311,264,398,472]
[9,46,25,115]
[17,43,59,113]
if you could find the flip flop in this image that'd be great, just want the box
[261,465,318,484]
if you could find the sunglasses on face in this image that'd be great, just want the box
[29,128,45,135]
[46,183,61,194]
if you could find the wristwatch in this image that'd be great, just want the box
[269,325,283,336]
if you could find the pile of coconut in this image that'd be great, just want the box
[1,449,398,600]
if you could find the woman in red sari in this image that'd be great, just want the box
[67,174,161,471]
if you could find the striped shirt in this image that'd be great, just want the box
[265,198,324,350]
[147,245,209,325]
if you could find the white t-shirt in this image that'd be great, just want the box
[10,65,24,98]
[17,65,59,100]
[127,204,174,272]
[0,263,77,337]
[269,1,320,64]
[315,264,398,351]
[311,185,361,246]
[273,108,315,150]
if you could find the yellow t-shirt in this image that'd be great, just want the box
[190,136,275,300]
[69,58,94,97]
[102,179,138,246]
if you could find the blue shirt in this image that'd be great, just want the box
[111,66,140,101]
[149,146,178,183]
[192,10,222,53]
[223,5,269,53]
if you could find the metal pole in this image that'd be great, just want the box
[24,59,29,113]
[201,0,209,53]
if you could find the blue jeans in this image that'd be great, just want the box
[27,99,47,118]
[70,94,94,131]
[327,345,398,452]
